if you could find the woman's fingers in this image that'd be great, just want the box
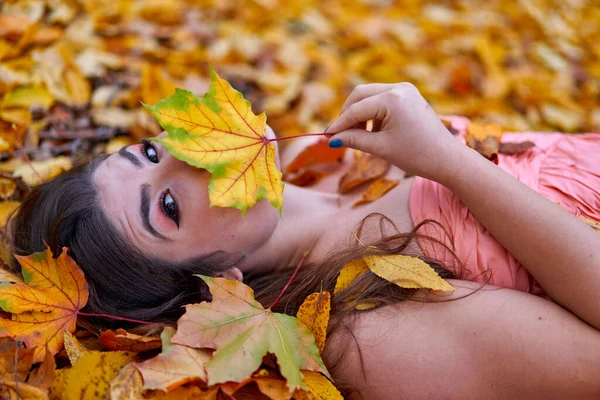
[340,83,397,114]
[327,94,386,135]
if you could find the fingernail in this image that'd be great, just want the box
[329,139,343,148]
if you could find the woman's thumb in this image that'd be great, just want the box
[327,129,372,153]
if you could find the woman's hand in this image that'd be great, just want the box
[326,83,463,183]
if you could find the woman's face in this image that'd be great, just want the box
[93,128,281,264]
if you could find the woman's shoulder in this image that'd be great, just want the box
[323,280,600,399]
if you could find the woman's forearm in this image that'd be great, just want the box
[440,143,600,329]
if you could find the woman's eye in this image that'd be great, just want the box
[141,140,159,163]
[160,190,179,228]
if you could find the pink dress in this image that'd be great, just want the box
[409,117,600,297]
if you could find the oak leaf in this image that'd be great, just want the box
[352,177,399,208]
[172,276,329,394]
[363,255,454,292]
[135,326,210,391]
[99,328,162,353]
[0,246,89,363]
[296,291,331,353]
[285,138,346,174]
[338,151,390,193]
[146,68,284,215]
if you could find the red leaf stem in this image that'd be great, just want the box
[77,312,177,328]
[268,251,309,310]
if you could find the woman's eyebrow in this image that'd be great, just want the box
[140,183,168,240]
[118,146,143,168]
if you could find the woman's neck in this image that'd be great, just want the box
[237,184,341,275]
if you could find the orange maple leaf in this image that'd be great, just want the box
[0,246,88,363]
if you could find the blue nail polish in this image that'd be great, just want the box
[329,139,343,148]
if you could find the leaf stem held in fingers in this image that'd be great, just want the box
[268,251,310,310]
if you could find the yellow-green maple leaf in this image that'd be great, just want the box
[144,67,284,215]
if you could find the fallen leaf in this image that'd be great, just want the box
[99,328,162,353]
[27,347,56,389]
[334,259,369,295]
[352,177,399,207]
[579,216,600,232]
[287,170,328,187]
[63,330,88,365]
[293,371,343,400]
[147,68,284,215]
[0,201,20,226]
[1,86,54,109]
[58,346,134,400]
[0,268,22,284]
[141,64,177,107]
[363,255,454,292]
[498,141,535,155]
[0,178,17,200]
[13,156,72,186]
[0,337,33,382]
[0,246,89,362]
[285,138,346,174]
[296,291,331,353]
[110,363,144,400]
[338,152,389,193]
[465,122,503,160]
[172,276,329,394]
[146,386,218,400]
[135,326,210,391]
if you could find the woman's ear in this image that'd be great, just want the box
[216,267,244,282]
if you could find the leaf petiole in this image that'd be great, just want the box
[268,251,310,310]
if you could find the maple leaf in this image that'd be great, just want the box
[296,291,331,353]
[172,276,329,394]
[285,138,346,174]
[338,151,390,193]
[145,68,284,215]
[0,246,88,363]
[352,177,399,208]
[134,326,210,391]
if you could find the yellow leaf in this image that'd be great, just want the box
[579,216,600,232]
[147,68,284,215]
[363,254,454,292]
[105,136,136,154]
[293,371,343,400]
[334,259,368,295]
[296,291,331,353]
[58,348,134,400]
[1,86,54,109]
[63,330,89,365]
[13,156,72,186]
[355,301,380,311]
[0,109,32,126]
[0,201,20,226]
[0,268,22,284]
[0,178,17,199]
[141,64,176,107]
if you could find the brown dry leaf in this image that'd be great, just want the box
[0,338,52,400]
[296,291,331,353]
[134,327,210,391]
[285,138,346,174]
[465,122,503,160]
[27,348,56,389]
[499,141,536,155]
[287,170,328,187]
[363,255,454,292]
[579,216,600,232]
[338,152,390,193]
[99,328,162,353]
[110,363,144,400]
[352,177,399,208]
[293,371,343,400]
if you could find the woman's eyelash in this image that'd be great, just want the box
[160,190,180,228]
[141,140,159,163]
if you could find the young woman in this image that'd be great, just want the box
[9,83,600,398]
